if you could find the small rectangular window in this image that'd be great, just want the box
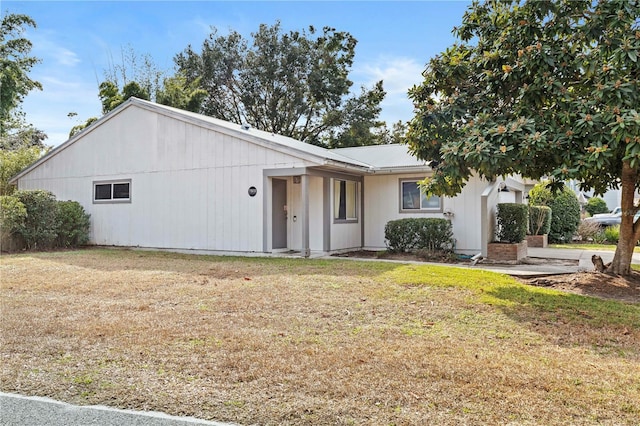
[334,179,357,221]
[400,180,441,212]
[113,183,130,199]
[94,184,112,200]
[93,180,131,203]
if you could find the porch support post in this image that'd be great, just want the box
[323,177,331,252]
[301,174,310,258]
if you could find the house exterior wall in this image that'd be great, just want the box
[16,105,316,252]
[363,173,487,254]
[330,178,362,251]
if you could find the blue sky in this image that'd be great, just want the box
[5,1,472,147]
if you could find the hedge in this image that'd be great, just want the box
[1,190,91,251]
[528,183,581,243]
[496,203,528,243]
[528,205,552,236]
[385,218,454,253]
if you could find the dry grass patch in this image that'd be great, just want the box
[1,249,639,425]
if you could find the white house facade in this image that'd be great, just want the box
[10,98,525,257]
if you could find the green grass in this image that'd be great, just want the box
[382,264,640,328]
[2,249,639,425]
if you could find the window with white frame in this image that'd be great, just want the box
[93,180,131,203]
[400,179,441,212]
[334,179,357,221]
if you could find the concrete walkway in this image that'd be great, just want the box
[323,247,640,277]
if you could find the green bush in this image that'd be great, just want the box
[56,201,91,247]
[0,195,27,244]
[585,197,609,216]
[496,203,528,243]
[528,205,552,235]
[385,218,454,253]
[603,225,620,244]
[0,147,42,196]
[13,190,60,250]
[528,183,581,243]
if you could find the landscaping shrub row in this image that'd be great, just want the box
[0,190,90,251]
[385,218,454,253]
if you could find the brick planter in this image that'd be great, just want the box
[526,234,548,248]
[487,240,528,262]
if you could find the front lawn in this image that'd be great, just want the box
[1,249,638,425]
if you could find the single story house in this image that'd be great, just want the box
[10,98,525,257]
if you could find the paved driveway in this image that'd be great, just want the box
[0,392,235,426]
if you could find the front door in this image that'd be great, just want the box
[272,179,287,249]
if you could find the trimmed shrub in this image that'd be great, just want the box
[496,203,528,243]
[585,197,609,216]
[603,225,620,244]
[528,183,581,243]
[13,190,60,250]
[528,205,552,236]
[0,195,27,248]
[56,201,91,247]
[385,218,454,253]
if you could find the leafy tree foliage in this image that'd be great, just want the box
[99,80,149,114]
[407,0,640,274]
[0,146,42,195]
[528,183,581,243]
[156,72,207,113]
[0,13,41,135]
[0,12,46,150]
[13,189,59,250]
[0,194,26,246]
[585,197,610,216]
[175,22,387,146]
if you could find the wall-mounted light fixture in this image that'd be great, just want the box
[248,186,257,197]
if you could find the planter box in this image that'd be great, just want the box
[487,240,528,262]
[526,234,548,248]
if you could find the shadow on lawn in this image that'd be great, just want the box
[6,248,403,279]
[485,284,640,355]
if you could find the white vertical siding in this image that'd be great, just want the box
[17,105,315,252]
[363,173,487,253]
[330,179,361,251]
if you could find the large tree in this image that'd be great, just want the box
[0,12,46,149]
[175,22,387,146]
[407,0,640,275]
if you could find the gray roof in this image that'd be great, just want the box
[332,144,429,169]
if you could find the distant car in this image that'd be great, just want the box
[583,207,639,227]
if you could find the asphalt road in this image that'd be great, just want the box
[0,392,235,426]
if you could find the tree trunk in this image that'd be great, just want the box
[608,161,640,275]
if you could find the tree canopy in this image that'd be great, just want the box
[175,22,388,146]
[0,12,46,150]
[407,0,640,275]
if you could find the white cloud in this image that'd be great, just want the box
[30,31,81,68]
[354,55,426,124]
